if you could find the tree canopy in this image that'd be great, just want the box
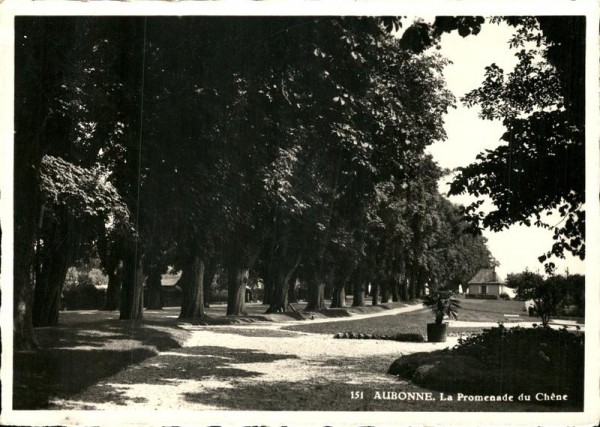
[447,17,585,273]
[14,16,507,348]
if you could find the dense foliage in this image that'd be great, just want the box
[19,16,580,349]
[507,272,585,323]
[453,325,584,403]
[448,17,585,273]
[389,324,584,406]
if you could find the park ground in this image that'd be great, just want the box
[13,298,584,412]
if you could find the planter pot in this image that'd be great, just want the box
[427,323,448,342]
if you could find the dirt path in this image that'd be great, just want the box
[51,308,459,411]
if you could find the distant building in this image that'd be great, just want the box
[467,268,507,297]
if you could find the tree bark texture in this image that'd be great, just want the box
[409,269,417,300]
[305,278,325,311]
[119,250,145,320]
[352,277,365,307]
[226,265,248,315]
[400,276,409,301]
[146,267,163,310]
[330,285,346,308]
[32,238,69,327]
[371,282,380,306]
[266,253,301,313]
[179,255,204,319]
[330,267,350,309]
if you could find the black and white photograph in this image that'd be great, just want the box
[1,1,598,426]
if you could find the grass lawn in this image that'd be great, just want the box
[284,299,530,337]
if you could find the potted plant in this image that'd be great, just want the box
[423,288,460,342]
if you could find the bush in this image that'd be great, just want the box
[454,325,584,403]
[499,292,510,300]
[389,325,584,406]
[62,267,107,310]
[465,294,498,300]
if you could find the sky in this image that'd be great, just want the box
[425,21,585,280]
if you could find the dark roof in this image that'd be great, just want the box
[468,268,503,284]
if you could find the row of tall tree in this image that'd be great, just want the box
[14,16,585,350]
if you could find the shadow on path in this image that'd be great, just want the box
[14,319,188,409]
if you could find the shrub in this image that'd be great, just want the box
[465,294,498,300]
[499,292,510,300]
[453,325,584,403]
[62,267,107,310]
[389,325,584,406]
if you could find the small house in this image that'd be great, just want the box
[467,268,506,297]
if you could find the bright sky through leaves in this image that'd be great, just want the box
[427,20,585,279]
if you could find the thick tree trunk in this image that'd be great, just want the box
[203,258,216,308]
[381,279,391,303]
[119,251,145,320]
[305,278,325,311]
[266,254,301,313]
[266,270,289,313]
[330,285,346,308]
[146,267,163,310]
[226,265,248,316]
[179,255,204,319]
[371,282,380,306]
[262,275,273,305]
[392,277,400,302]
[32,242,69,327]
[409,271,417,300]
[103,260,123,311]
[324,266,335,301]
[352,278,365,307]
[400,275,409,301]
[14,237,38,350]
[288,275,299,304]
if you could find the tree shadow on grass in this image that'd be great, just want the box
[13,319,189,409]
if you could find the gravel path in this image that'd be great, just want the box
[51,307,459,411]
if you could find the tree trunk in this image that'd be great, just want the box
[288,275,299,304]
[391,277,400,302]
[14,231,38,349]
[102,260,123,311]
[203,258,217,308]
[262,274,273,305]
[409,269,417,300]
[266,254,301,313]
[352,276,365,307]
[381,279,391,303]
[305,277,325,311]
[371,282,380,306]
[400,275,409,301]
[324,266,335,301]
[119,251,145,320]
[32,241,69,326]
[330,285,346,308]
[226,265,248,316]
[146,267,163,310]
[179,255,204,319]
